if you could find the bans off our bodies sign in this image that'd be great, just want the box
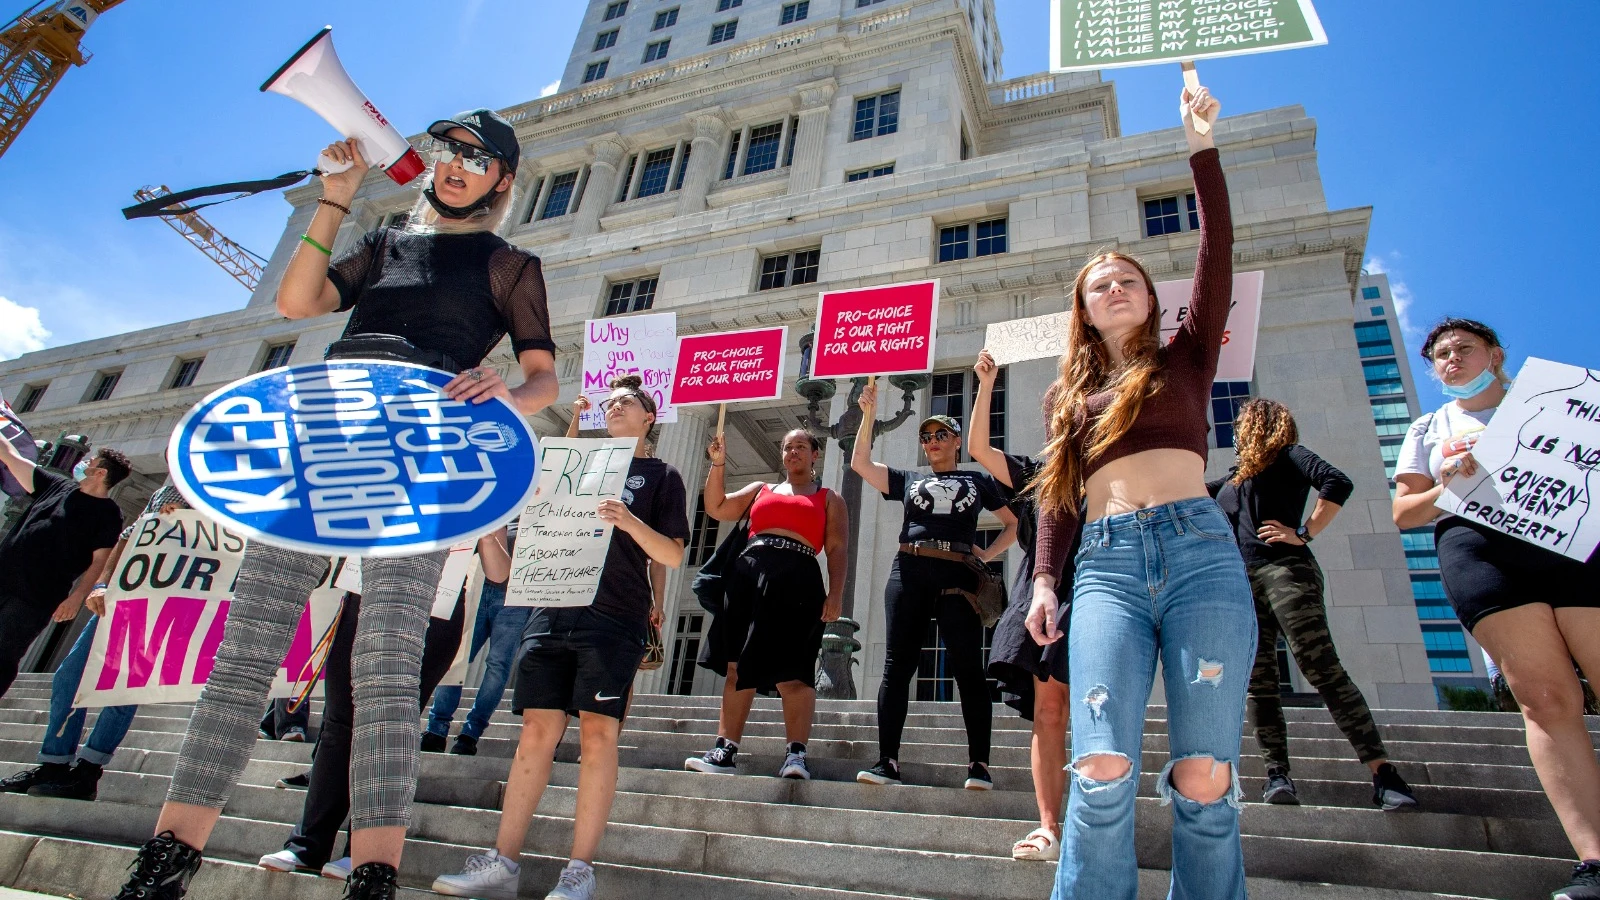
[1051,0,1327,73]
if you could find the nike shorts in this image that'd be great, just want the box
[514,606,647,721]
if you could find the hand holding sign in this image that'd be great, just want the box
[858,378,879,415]
[1180,64,1219,143]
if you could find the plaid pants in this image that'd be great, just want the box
[166,541,445,830]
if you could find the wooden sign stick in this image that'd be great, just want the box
[1181,61,1211,136]
[716,403,726,438]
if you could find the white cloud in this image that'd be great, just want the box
[540,80,560,98]
[1364,252,1423,346]
[0,296,50,360]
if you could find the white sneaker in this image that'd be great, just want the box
[321,856,351,880]
[432,850,520,900]
[257,848,310,872]
[545,860,596,900]
[777,750,811,780]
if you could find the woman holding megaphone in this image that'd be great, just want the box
[115,110,559,900]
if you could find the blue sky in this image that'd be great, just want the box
[2,1,1595,412]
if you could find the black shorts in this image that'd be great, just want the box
[698,542,825,692]
[514,607,647,721]
[1436,517,1600,633]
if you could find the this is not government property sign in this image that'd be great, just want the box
[1051,0,1327,73]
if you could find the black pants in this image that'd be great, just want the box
[282,592,466,866]
[0,594,53,699]
[260,697,311,739]
[876,555,990,764]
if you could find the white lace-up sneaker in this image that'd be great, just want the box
[431,849,520,900]
[545,860,596,900]
[778,745,811,780]
[321,856,352,880]
[257,848,311,872]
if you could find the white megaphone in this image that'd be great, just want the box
[261,27,426,185]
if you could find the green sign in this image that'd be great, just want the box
[1051,0,1327,72]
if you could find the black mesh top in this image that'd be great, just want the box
[327,227,556,371]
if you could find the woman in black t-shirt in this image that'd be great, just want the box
[118,109,559,900]
[850,380,1017,790]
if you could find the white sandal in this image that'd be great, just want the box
[1012,826,1060,861]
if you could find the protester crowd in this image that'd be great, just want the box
[0,78,1594,900]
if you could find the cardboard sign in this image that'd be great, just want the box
[811,280,939,379]
[981,271,1263,380]
[0,395,39,500]
[507,437,637,608]
[671,327,789,406]
[1051,0,1327,73]
[1439,358,1600,562]
[580,313,679,430]
[167,361,539,557]
[73,511,346,708]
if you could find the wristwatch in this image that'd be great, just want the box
[1295,526,1313,544]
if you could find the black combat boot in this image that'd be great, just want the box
[111,831,202,899]
[344,861,399,900]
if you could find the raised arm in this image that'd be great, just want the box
[0,412,35,494]
[564,395,590,438]
[703,434,764,521]
[850,380,892,496]
[275,138,366,320]
[967,350,1011,486]
[1171,82,1233,370]
[821,490,849,622]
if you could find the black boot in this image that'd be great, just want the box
[343,862,399,900]
[30,760,102,800]
[112,831,202,899]
[0,762,70,794]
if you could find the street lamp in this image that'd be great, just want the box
[793,329,928,699]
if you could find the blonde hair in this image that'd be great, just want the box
[1230,398,1298,484]
[403,160,518,235]
[1030,252,1165,515]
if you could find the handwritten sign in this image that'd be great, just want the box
[980,272,1263,379]
[671,327,789,406]
[812,279,939,379]
[74,511,346,707]
[1439,358,1600,562]
[580,313,679,430]
[1051,0,1327,73]
[507,437,638,608]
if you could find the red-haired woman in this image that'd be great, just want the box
[1026,79,1252,900]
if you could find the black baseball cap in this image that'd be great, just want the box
[427,108,521,173]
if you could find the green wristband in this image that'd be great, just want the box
[299,233,333,256]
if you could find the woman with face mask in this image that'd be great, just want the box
[1393,318,1600,900]
[113,109,559,900]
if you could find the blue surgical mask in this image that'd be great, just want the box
[1440,368,1497,400]
[72,459,91,482]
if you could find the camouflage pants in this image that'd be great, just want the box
[1247,556,1387,771]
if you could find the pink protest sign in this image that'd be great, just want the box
[671,327,789,406]
[1156,270,1265,382]
[811,279,939,379]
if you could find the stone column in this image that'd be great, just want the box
[731,125,752,179]
[634,404,714,693]
[676,111,730,216]
[572,136,626,237]
[787,80,837,195]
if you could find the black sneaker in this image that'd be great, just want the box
[0,762,70,794]
[964,762,993,791]
[343,861,399,900]
[1554,860,1600,900]
[450,734,478,756]
[420,731,447,753]
[1263,767,1299,805]
[856,758,901,786]
[28,760,100,801]
[1372,763,1419,811]
[685,737,738,774]
[275,771,310,789]
[112,831,202,899]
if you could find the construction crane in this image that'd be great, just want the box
[0,0,125,159]
[133,185,267,291]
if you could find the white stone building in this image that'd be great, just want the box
[0,0,1438,708]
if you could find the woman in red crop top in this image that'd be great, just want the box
[685,429,849,781]
[1026,80,1256,900]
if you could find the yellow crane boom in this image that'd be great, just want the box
[133,186,266,291]
[0,1,124,159]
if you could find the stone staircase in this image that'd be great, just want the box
[0,673,1588,900]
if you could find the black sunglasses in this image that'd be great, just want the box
[918,429,956,445]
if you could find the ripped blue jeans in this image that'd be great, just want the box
[1054,498,1256,900]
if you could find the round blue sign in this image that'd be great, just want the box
[167,361,538,557]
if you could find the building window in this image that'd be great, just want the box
[1362,359,1404,396]
[1411,574,1452,620]
[781,1,809,23]
[856,0,890,6]
[710,19,738,44]
[673,144,693,190]
[718,0,742,10]
[1370,398,1412,437]
[1354,321,1396,359]
[937,217,1007,262]
[583,60,609,83]
[758,249,820,290]
[636,147,677,198]
[852,89,900,141]
[540,170,580,220]
[667,612,705,695]
[846,163,895,182]
[722,131,741,179]
[1422,624,1473,673]
[687,498,720,566]
[653,7,678,29]
[169,359,202,390]
[643,38,670,63]
[1361,286,1382,300]
[1210,381,1253,448]
[17,384,45,413]
[920,528,1002,701]
[1401,528,1439,570]
[1380,436,1405,479]
[603,1,628,21]
[605,277,659,316]
[593,29,618,51]
[1370,305,1384,316]
[920,369,1008,456]
[987,366,1008,451]
[261,342,296,372]
[1143,191,1199,237]
[615,154,637,203]
[742,122,784,174]
[87,371,121,403]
